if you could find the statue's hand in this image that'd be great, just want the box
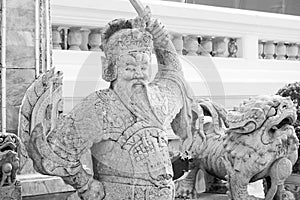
[146,18,169,42]
[78,179,105,200]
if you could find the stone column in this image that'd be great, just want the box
[200,36,213,56]
[2,0,36,134]
[287,43,298,60]
[258,41,264,59]
[183,35,199,56]
[80,28,90,51]
[68,27,82,51]
[276,42,287,60]
[228,38,238,58]
[0,0,37,199]
[88,28,102,51]
[214,37,226,57]
[264,41,275,59]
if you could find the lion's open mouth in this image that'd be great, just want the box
[269,117,294,134]
[0,142,17,153]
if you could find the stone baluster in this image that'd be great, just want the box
[214,37,226,57]
[52,25,62,50]
[183,35,199,56]
[80,29,91,51]
[228,38,238,58]
[276,42,287,60]
[298,44,300,60]
[67,27,82,51]
[287,43,299,60]
[263,41,275,59]
[258,41,264,59]
[88,28,102,51]
[59,27,68,50]
[199,36,213,56]
[170,32,183,55]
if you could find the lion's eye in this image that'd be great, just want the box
[0,137,3,143]
[11,137,16,143]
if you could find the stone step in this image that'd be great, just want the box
[176,193,228,200]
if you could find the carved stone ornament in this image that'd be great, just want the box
[0,133,21,200]
[176,95,299,200]
[18,68,64,174]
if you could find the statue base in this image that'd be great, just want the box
[176,193,228,200]
[18,174,79,200]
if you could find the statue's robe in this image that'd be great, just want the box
[29,75,194,199]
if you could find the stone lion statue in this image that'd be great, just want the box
[176,95,299,200]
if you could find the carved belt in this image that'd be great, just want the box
[97,174,154,186]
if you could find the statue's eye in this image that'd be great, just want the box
[11,137,16,143]
[0,137,3,143]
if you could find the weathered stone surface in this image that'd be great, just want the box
[7,68,35,85]
[175,193,228,200]
[7,46,35,69]
[177,96,298,200]
[7,0,34,10]
[7,83,32,106]
[6,69,35,106]
[22,192,78,200]
[7,8,34,31]
[6,105,20,134]
[7,31,34,47]
[19,174,76,197]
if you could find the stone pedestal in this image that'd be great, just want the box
[175,193,228,200]
[19,174,79,200]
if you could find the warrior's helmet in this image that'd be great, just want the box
[101,18,153,82]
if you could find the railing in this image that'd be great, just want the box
[259,40,299,60]
[50,0,300,110]
[52,26,240,57]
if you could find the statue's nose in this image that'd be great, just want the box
[133,67,144,79]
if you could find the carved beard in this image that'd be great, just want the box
[114,78,148,105]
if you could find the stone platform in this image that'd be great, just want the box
[175,193,228,200]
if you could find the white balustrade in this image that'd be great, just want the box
[52,25,241,58]
[80,29,90,51]
[213,37,227,57]
[88,28,102,51]
[183,35,199,56]
[259,40,300,61]
[287,43,299,60]
[199,36,213,56]
[67,27,82,51]
[276,42,287,60]
[264,41,275,60]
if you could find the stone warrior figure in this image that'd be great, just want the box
[25,4,204,200]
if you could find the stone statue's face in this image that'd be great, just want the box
[115,51,151,90]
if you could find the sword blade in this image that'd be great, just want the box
[129,0,145,17]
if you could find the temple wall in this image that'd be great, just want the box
[1,0,36,133]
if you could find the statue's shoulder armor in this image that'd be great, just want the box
[95,89,136,139]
